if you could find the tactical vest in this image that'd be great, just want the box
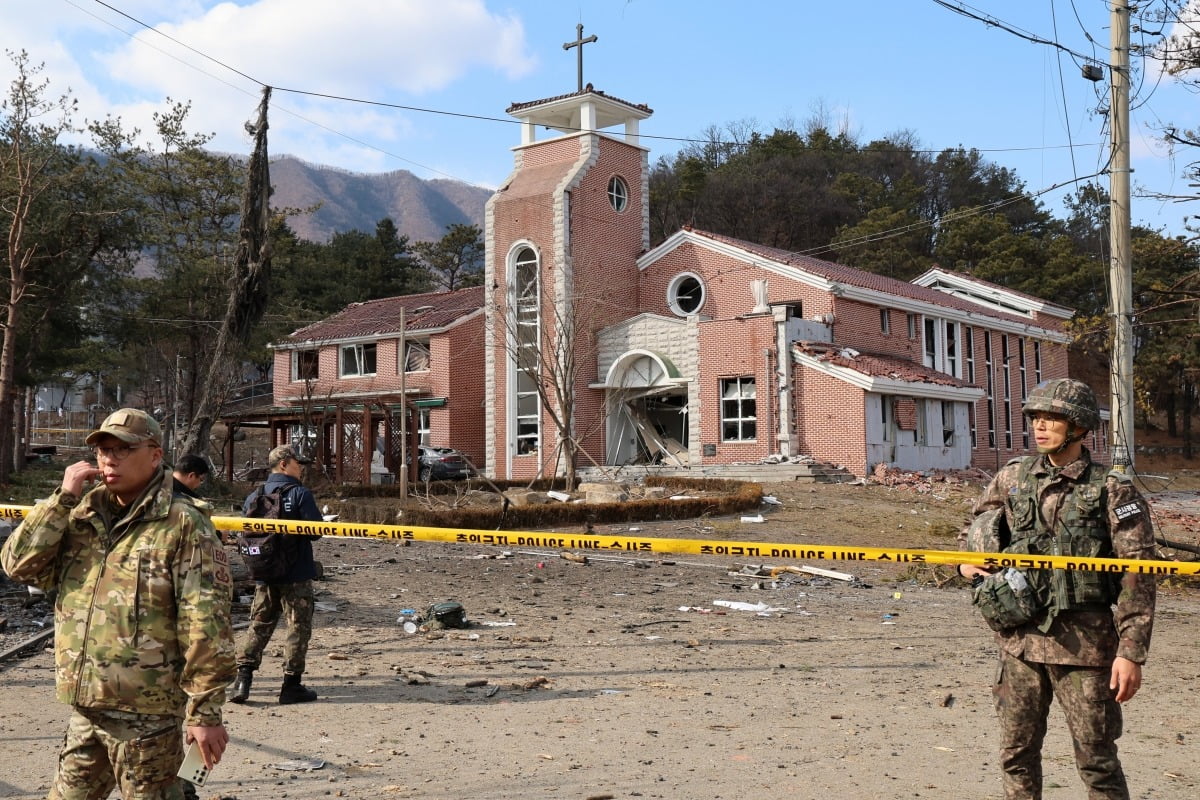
[1004,456,1120,628]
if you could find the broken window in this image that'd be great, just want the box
[403,339,430,372]
[340,343,377,377]
[293,349,318,381]
[720,377,756,442]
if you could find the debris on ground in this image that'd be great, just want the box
[868,463,991,493]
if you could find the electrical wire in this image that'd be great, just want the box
[75,0,1110,176]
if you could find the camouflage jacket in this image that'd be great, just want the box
[0,466,235,726]
[963,449,1156,666]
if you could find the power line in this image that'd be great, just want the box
[931,0,1101,67]
[78,0,1109,171]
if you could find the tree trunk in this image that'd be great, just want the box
[0,282,24,483]
[179,87,273,458]
[1183,379,1194,461]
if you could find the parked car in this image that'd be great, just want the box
[417,445,474,481]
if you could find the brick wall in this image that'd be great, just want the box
[695,316,778,465]
[792,363,868,476]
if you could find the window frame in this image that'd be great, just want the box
[511,245,541,456]
[720,376,757,443]
[607,175,629,212]
[292,349,319,382]
[667,272,706,317]
[402,338,431,373]
[339,342,377,378]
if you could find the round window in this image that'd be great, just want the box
[607,176,628,212]
[668,273,705,316]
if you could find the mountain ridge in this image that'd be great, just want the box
[269,154,492,244]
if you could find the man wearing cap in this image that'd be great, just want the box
[0,408,234,799]
[228,444,323,705]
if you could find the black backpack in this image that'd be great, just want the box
[237,485,297,582]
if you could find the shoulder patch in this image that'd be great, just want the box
[1113,501,1143,520]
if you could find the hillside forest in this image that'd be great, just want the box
[2,47,1199,482]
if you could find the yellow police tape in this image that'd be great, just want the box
[1,503,1193,577]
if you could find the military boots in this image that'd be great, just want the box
[228,666,253,704]
[279,672,318,705]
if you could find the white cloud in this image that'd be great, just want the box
[2,0,533,172]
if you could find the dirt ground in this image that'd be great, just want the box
[1,468,1198,800]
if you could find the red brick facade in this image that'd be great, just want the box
[272,90,1100,483]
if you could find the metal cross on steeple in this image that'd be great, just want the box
[562,23,597,92]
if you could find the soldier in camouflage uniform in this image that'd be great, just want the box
[229,444,323,705]
[957,379,1156,799]
[0,409,235,800]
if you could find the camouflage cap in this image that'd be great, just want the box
[1021,378,1100,431]
[85,408,162,446]
[268,444,313,467]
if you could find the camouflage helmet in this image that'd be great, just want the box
[1022,378,1100,431]
[964,508,1009,554]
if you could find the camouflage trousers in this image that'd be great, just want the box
[236,580,314,676]
[48,707,185,800]
[993,651,1127,799]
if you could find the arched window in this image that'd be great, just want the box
[607,176,629,212]
[667,272,705,316]
[510,246,541,456]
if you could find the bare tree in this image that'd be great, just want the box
[0,52,131,480]
[490,265,613,487]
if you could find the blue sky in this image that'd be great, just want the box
[6,0,1198,237]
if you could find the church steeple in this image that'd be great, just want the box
[505,24,652,147]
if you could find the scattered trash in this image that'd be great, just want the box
[561,552,589,565]
[712,600,784,614]
[397,608,420,634]
[546,490,571,502]
[767,564,855,582]
[762,495,782,505]
[740,514,765,523]
[477,620,517,627]
[314,601,338,612]
[272,758,325,771]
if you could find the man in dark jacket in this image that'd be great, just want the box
[229,445,323,705]
[172,453,210,500]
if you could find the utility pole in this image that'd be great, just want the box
[398,306,408,501]
[1109,0,1134,471]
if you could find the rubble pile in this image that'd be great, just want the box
[868,463,992,493]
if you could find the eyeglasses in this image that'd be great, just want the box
[93,444,149,461]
